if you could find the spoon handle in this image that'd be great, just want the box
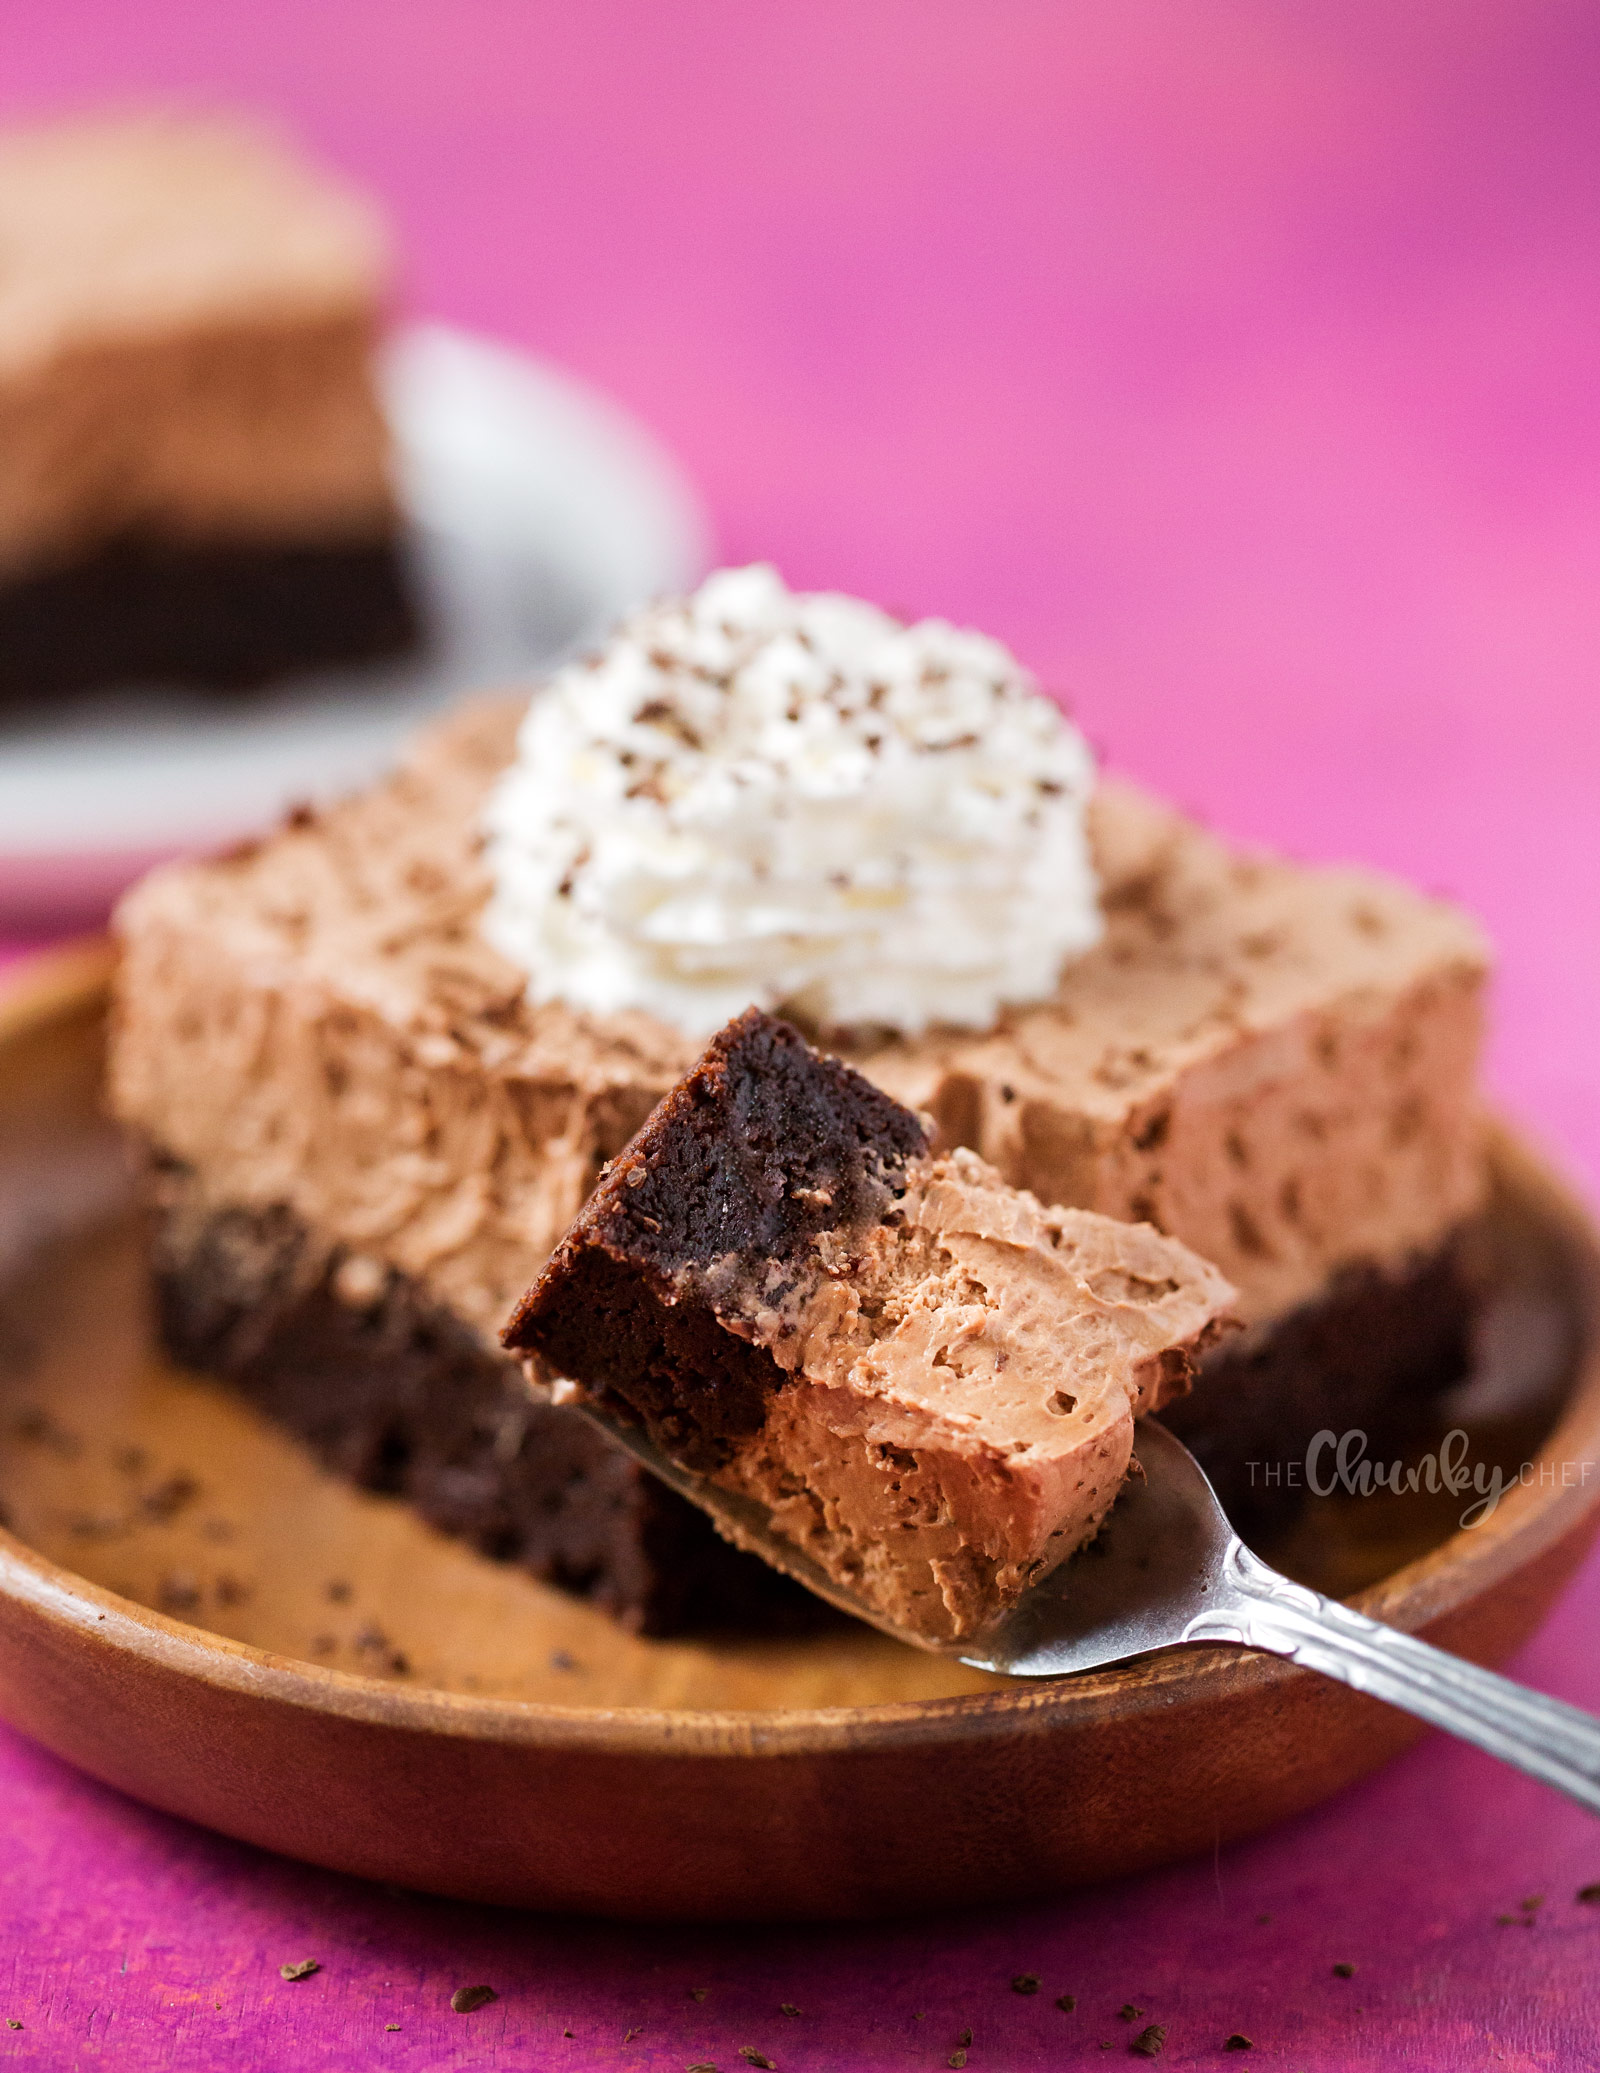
[1184,1539,1600,1815]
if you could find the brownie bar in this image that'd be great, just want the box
[0,112,412,705]
[148,1157,819,1635]
[0,535,418,701]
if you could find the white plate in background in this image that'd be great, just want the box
[0,322,711,924]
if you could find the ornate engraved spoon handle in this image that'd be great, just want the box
[1183,1540,1600,1816]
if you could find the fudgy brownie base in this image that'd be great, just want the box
[1165,1242,1473,1538]
[0,534,418,702]
[505,1008,931,1472]
[146,1158,819,1636]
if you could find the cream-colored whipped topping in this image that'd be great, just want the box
[481,565,1101,1038]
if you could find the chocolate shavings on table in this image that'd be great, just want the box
[739,2053,775,2069]
[451,1985,497,2013]
[1131,2024,1167,2057]
[279,1961,319,1982]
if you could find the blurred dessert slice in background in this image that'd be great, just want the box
[0,108,418,703]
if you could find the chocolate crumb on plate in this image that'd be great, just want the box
[1577,1883,1600,1904]
[1012,1973,1040,1995]
[450,1985,497,2013]
[385,2023,400,2031]
[325,1579,352,1603]
[948,2055,966,2070]
[739,2053,776,2070]
[157,1571,201,1613]
[1057,1994,1077,2012]
[624,2025,642,2042]
[1130,2024,1167,2058]
[687,2063,717,2072]
[1332,1963,1356,1979]
[955,2028,972,2048]
[142,1472,201,1520]
[689,1987,710,2002]
[779,2004,801,2017]
[279,1961,319,1982]
[1119,2004,1144,2022]
[551,1650,581,1672]
[1225,2035,1254,2052]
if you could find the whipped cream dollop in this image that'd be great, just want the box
[482,565,1101,1037]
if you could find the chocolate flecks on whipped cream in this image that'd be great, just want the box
[482,564,1102,1039]
[506,1010,1237,1646]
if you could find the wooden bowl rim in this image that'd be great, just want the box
[3,938,1597,1762]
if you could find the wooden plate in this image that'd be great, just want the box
[0,943,1596,1921]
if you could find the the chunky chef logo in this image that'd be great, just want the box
[1246,1429,1594,1531]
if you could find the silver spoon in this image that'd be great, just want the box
[580,1405,1600,1815]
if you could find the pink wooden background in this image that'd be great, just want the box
[3,2,1599,2065]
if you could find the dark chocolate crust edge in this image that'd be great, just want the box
[504,1009,932,1468]
[0,533,419,702]
[146,1156,824,1637]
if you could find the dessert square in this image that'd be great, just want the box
[0,110,417,698]
[504,1009,1237,1644]
[110,573,1491,1628]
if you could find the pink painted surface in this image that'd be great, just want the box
[3,1,1600,2063]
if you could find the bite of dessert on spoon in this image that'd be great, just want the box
[506,1007,1600,1816]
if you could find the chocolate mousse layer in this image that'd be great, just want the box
[111,699,1488,1619]
[508,1010,1238,1645]
[0,111,416,698]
